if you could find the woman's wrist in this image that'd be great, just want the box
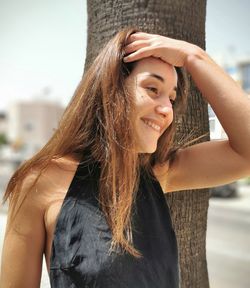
[184,45,210,70]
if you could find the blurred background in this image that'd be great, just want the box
[0,0,249,287]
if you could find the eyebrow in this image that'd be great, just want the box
[144,73,177,91]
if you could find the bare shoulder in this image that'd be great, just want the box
[7,155,77,224]
[38,154,80,206]
[35,154,80,226]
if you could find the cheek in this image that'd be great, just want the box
[134,89,152,111]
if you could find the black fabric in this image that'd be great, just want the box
[49,161,180,288]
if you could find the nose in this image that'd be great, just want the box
[155,101,173,118]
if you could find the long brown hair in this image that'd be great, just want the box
[2,27,189,258]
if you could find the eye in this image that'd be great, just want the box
[170,98,176,105]
[170,91,177,106]
[146,87,158,94]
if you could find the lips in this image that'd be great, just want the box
[141,117,165,133]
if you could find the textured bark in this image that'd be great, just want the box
[85,1,210,287]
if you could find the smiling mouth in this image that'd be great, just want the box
[141,119,161,133]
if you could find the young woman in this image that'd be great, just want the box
[1,27,250,287]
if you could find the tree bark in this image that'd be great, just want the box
[85,1,210,287]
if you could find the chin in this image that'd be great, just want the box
[138,144,157,154]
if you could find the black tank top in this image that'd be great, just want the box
[49,160,180,288]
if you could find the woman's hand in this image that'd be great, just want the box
[123,32,204,67]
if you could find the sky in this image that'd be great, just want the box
[0,0,249,112]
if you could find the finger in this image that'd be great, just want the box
[124,40,150,55]
[126,32,151,44]
[123,46,154,62]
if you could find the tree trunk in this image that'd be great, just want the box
[85,1,210,287]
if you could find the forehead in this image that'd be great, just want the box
[129,57,177,84]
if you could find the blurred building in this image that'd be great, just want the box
[238,60,250,93]
[7,100,64,158]
[0,112,8,135]
[208,105,228,140]
[209,57,250,140]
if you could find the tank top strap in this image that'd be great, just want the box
[62,159,101,208]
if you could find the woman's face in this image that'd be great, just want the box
[125,57,178,153]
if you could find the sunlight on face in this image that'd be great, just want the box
[125,57,178,153]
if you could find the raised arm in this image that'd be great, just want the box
[185,48,250,160]
[0,174,46,288]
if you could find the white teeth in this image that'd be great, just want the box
[142,119,161,132]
